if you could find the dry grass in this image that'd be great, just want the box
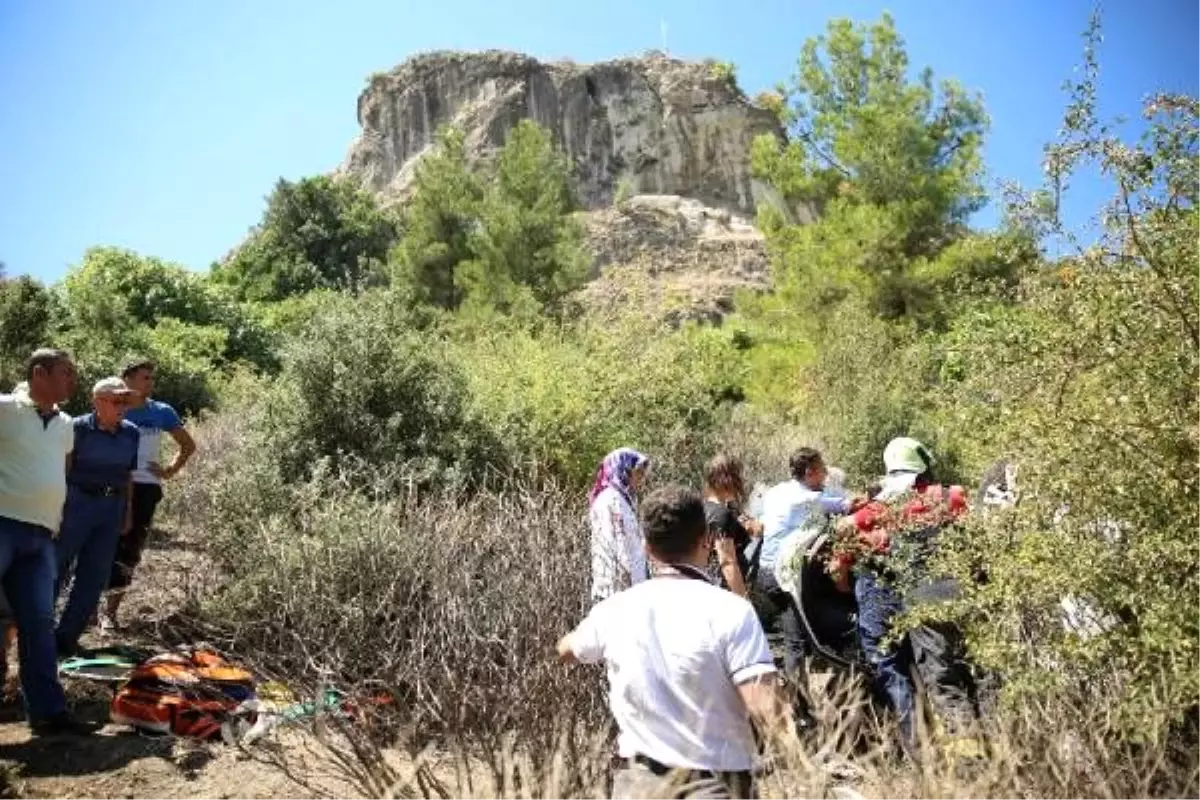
[148,411,1197,799]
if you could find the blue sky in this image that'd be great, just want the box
[1,0,1196,283]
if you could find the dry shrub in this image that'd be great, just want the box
[205,470,606,730]
[159,413,1197,799]
[162,411,608,795]
[253,679,1196,799]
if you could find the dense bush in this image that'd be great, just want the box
[253,291,501,491]
[931,72,1198,731]
[7,246,277,414]
[222,293,744,494]
[452,311,745,487]
[59,246,276,370]
[161,409,608,796]
[0,270,55,389]
[215,176,399,302]
[787,300,967,485]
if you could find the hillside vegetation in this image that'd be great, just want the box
[1,12,1195,798]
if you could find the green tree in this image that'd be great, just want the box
[392,122,588,315]
[390,128,484,310]
[60,246,275,370]
[743,15,1021,331]
[217,176,398,302]
[54,247,277,413]
[756,13,988,246]
[0,268,55,388]
[460,120,589,315]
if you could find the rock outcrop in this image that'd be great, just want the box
[577,195,770,324]
[342,50,783,214]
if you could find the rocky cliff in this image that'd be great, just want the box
[578,195,769,324]
[341,50,783,214]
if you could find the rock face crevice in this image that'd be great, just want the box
[341,50,784,214]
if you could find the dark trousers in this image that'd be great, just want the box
[856,571,982,752]
[54,487,124,652]
[755,571,807,681]
[908,620,981,736]
[0,516,66,720]
[612,758,755,799]
[108,483,163,590]
[754,572,816,729]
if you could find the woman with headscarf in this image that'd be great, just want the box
[588,448,650,603]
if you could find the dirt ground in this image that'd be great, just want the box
[0,529,350,800]
[0,720,316,799]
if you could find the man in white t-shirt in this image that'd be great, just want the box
[559,486,788,799]
[101,358,195,630]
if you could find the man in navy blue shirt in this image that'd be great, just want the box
[55,377,139,656]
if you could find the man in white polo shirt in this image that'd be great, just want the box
[0,349,99,736]
[558,486,787,799]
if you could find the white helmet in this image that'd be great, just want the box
[883,437,934,474]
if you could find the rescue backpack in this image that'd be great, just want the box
[110,648,256,739]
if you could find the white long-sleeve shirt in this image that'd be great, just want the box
[758,479,851,573]
[589,487,648,602]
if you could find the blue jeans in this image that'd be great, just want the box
[55,487,124,653]
[855,570,916,751]
[0,515,67,719]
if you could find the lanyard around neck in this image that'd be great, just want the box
[653,562,713,583]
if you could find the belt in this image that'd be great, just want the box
[70,483,124,498]
[631,754,750,782]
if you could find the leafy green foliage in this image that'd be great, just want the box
[389,128,482,310]
[453,312,745,486]
[746,14,1013,332]
[256,291,501,491]
[708,60,738,87]
[391,121,588,315]
[752,91,787,123]
[60,246,275,370]
[47,248,272,413]
[735,15,1036,469]
[779,298,964,485]
[0,269,55,388]
[613,176,636,207]
[931,23,1199,731]
[460,121,589,316]
[760,12,988,240]
[217,176,398,302]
